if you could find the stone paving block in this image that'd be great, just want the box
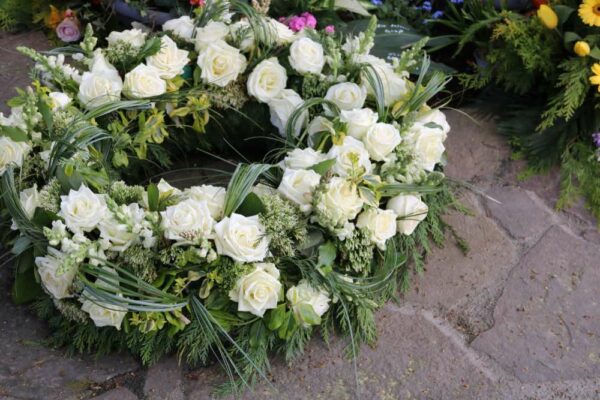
[444,109,510,182]
[484,185,556,241]
[473,225,600,383]
[143,357,185,400]
[185,304,505,400]
[93,387,138,400]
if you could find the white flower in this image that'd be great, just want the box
[214,214,269,263]
[59,186,107,233]
[358,55,408,106]
[327,136,372,177]
[319,177,363,226]
[404,109,449,171]
[363,122,401,161]
[340,108,378,140]
[286,281,330,327]
[289,37,325,75]
[146,35,189,80]
[0,106,26,129]
[99,203,146,252]
[197,40,247,87]
[267,18,296,45]
[35,247,76,299]
[230,19,254,51]
[161,198,215,242]
[324,82,366,113]
[194,21,229,51]
[281,147,328,170]
[277,168,321,214]
[163,16,196,41]
[0,136,30,175]
[78,51,123,109]
[267,89,307,136]
[48,92,71,110]
[107,28,147,49]
[16,184,40,224]
[142,178,181,208]
[356,208,397,249]
[185,185,226,220]
[246,57,287,103]
[386,194,428,235]
[81,268,127,330]
[229,262,281,317]
[123,63,167,99]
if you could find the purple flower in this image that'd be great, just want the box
[324,25,335,35]
[56,17,81,42]
[593,133,600,147]
[301,12,317,29]
[288,16,306,32]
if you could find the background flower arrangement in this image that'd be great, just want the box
[0,1,459,393]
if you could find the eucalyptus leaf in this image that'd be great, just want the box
[309,158,336,176]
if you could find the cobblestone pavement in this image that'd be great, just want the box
[1,32,598,400]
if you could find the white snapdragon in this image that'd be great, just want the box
[146,35,190,80]
[246,58,287,103]
[123,63,167,99]
[386,194,429,235]
[277,168,321,214]
[214,214,269,263]
[327,136,372,177]
[229,263,281,317]
[356,208,397,249]
[197,40,247,87]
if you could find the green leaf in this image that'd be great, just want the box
[317,242,337,268]
[12,249,44,304]
[277,311,298,340]
[223,164,271,217]
[12,236,32,256]
[334,0,369,16]
[31,208,57,227]
[589,47,600,61]
[147,183,159,212]
[309,158,336,176]
[0,125,28,142]
[38,96,53,135]
[266,303,286,331]
[563,31,581,45]
[236,192,264,216]
[296,303,320,326]
[358,186,378,208]
[553,5,575,25]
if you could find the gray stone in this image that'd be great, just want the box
[93,387,138,400]
[444,110,510,182]
[473,225,600,382]
[185,304,507,400]
[143,357,185,400]
[484,186,556,241]
[404,192,519,337]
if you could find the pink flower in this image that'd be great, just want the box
[324,25,335,34]
[56,17,81,42]
[279,16,287,23]
[288,16,306,32]
[301,12,317,29]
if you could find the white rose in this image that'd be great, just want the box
[327,136,372,177]
[286,281,330,327]
[194,21,229,51]
[19,184,40,219]
[0,106,26,129]
[123,64,167,99]
[306,116,335,146]
[107,28,147,49]
[81,297,127,329]
[405,110,449,171]
[185,185,226,220]
[318,177,363,226]
[281,147,328,170]
[0,136,30,175]
[197,40,247,87]
[99,203,146,252]
[247,57,287,103]
[356,208,397,249]
[161,198,215,242]
[363,122,401,161]
[163,16,195,41]
[146,35,189,80]
[289,37,325,75]
[214,214,269,263]
[230,19,254,51]
[386,194,428,235]
[48,92,71,110]
[277,168,321,214]
[229,262,281,317]
[35,247,76,299]
[324,82,367,113]
[267,89,307,136]
[358,55,409,106]
[268,18,296,45]
[59,185,107,233]
[77,51,123,109]
[340,108,378,140]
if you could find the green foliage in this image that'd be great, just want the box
[259,194,308,257]
[336,228,375,275]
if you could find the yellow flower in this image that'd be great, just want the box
[537,4,558,29]
[589,64,600,92]
[574,41,591,57]
[579,0,600,27]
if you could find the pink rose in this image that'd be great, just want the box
[56,17,81,42]
[301,12,317,29]
[288,16,306,32]
[325,25,335,34]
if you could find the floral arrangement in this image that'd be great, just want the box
[0,1,454,392]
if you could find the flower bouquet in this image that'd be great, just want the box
[0,1,455,393]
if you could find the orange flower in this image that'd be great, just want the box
[45,5,64,29]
